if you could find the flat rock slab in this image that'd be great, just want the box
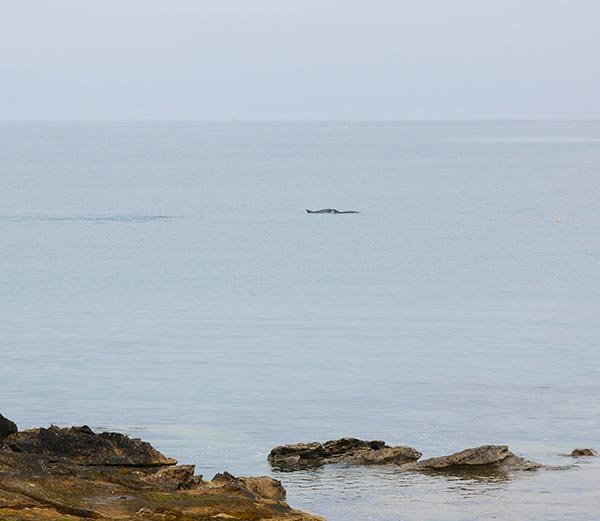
[404,445,541,473]
[269,437,422,470]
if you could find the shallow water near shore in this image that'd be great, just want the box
[1,121,599,520]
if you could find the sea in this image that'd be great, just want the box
[1,120,599,520]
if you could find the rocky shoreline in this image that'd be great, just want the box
[1,414,596,520]
[0,415,322,521]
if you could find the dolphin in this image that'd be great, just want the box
[306,209,360,214]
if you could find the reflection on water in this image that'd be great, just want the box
[273,461,519,482]
[280,463,600,521]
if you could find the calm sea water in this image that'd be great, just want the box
[1,121,599,520]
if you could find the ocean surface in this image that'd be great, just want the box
[1,120,599,520]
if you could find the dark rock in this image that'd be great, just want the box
[0,414,17,440]
[269,437,422,470]
[404,445,541,473]
[5,425,177,466]
[570,448,597,457]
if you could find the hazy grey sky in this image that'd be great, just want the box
[1,0,599,119]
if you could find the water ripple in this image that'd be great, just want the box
[0,214,174,223]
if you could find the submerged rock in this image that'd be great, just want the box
[570,448,597,457]
[269,437,422,470]
[0,422,322,521]
[404,445,541,472]
[0,414,17,440]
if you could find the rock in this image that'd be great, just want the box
[5,425,177,466]
[404,445,541,473]
[269,437,422,470]
[242,476,287,502]
[570,448,597,457]
[141,464,200,491]
[211,471,287,502]
[0,414,17,440]
[0,423,323,521]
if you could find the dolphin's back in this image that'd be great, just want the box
[306,208,359,214]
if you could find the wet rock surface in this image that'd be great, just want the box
[268,438,422,470]
[570,448,597,457]
[0,417,322,521]
[404,445,541,472]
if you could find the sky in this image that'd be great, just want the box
[1,0,599,120]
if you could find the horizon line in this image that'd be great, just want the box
[1,116,600,123]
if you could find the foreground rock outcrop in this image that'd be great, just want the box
[269,439,541,474]
[0,417,322,521]
[268,438,422,470]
